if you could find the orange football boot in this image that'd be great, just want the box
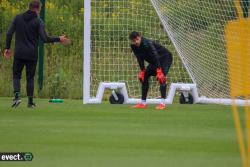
[155,104,166,110]
[132,103,147,109]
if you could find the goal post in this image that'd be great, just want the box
[83,0,91,104]
[83,0,250,105]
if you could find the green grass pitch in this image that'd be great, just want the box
[0,97,242,167]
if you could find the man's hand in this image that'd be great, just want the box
[59,35,71,46]
[138,70,145,83]
[156,68,166,84]
[4,49,12,59]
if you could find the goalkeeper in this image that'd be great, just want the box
[129,32,173,110]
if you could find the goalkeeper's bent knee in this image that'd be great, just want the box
[160,83,167,87]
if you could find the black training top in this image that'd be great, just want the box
[5,10,60,61]
[131,37,173,70]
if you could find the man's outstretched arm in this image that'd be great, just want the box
[4,16,17,58]
[38,19,60,43]
[5,16,16,50]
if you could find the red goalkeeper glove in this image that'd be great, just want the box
[138,70,145,83]
[156,68,166,84]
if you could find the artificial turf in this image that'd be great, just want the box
[0,97,242,167]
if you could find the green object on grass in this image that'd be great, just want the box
[49,99,64,103]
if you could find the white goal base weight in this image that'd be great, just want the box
[84,82,250,106]
[85,82,197,104]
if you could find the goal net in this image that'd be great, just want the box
[84,0,247,104]
[150,0,240,99]
[84,0,191,103]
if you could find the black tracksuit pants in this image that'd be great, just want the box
[13,58,37,97]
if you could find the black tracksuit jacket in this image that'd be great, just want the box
[5,10,60,61]
[131,37,173,70]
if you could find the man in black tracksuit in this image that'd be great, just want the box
[4,1,69,108]
[129,32,173,110]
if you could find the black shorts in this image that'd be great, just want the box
[145,60,172,78]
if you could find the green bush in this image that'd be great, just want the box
[0,0,83,98]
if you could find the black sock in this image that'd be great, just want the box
[14,92,20,99]
[28,96,33,104]
[160,84,167,99]
[142,81,149,101]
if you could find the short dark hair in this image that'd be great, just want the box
[129,31,140,40]
[29,0,40,10]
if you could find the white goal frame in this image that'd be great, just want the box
[83,0,247,105]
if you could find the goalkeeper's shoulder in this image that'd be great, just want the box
[130,44,136,49]
[130,44,138,51]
